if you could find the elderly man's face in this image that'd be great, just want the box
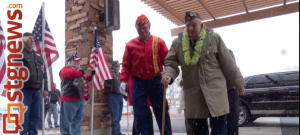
[186,19,202,39]
[70,60,81,69]
[137,23,150,40]
[25,36,35,49]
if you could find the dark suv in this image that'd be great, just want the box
[239,71,299,126]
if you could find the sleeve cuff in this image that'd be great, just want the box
[169,78,174,85]
[164,73,176,85]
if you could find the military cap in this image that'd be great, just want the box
[185,12,202,23]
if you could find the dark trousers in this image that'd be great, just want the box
[132,114,153,135]
[132,75,172,135]
[185,117,193,135]
[38,109,48,129]
[38,97,49,129]
[227,101,240,135]
[108,93,124,134]
[187,115,227,135]
[20,89,41,135]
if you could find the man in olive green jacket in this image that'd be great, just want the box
[161,12,245,135]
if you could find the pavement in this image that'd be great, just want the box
[1,114,299,135]
[120,114,299,135]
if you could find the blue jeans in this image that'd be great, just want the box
[108,93,123,134]
[38,107,48,129]
[133,75,172,135]
[60,99,86,135]
[48,103,59,126]
[20,89,41,135]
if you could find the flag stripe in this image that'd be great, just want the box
[99,49,113,79]
[89,30,113,90]
[1,89,6,97]
[32,7,59,91]
[0,62,5,84]
[0,20,7,97]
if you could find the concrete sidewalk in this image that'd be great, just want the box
[38,131,283,135]
[37,131,186,135]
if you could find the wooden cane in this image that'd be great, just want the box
[162,83,168,135]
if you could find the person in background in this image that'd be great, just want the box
[120,14,172,135]
[227,49,240,135]
[59,54,94,135]
[105,60,126,135]
[47,83,61,128]
[161,12,245,135]
[19,32,49,135]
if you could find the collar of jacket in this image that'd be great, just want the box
[23,48,36,54]
[138,34,152,43]
[179,27,214,41]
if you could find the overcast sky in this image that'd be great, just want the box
[0,0,299,107]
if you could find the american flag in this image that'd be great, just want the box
[0,20,7,97]
[32,6,59,91]
[89,29,113,90]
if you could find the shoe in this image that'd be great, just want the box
[49,126,53,128]
[55,125,60,128]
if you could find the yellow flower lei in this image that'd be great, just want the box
[182,25,207,65]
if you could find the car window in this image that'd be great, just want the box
[281,73,299,86]
[256,76,278,88]
[266,74,284,86]
[246,77,256,89]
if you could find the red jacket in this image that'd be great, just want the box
[121,35,169,82]
[60,66,92,101]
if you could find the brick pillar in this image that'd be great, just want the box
[65,0,113,134]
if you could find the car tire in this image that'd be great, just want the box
[239,105,250,126]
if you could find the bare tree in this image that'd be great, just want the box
[284,65,299,72]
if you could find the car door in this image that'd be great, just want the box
[242,77,256,106]
[280,72,300,115]
[249,75,286,116]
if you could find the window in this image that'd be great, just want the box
[255,75,278,88]
[266,74,284,86]
[281,73,299,86]
[246,77,255,89]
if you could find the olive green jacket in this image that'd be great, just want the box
[163,28,245,118]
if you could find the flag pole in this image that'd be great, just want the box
[91,86,95,135]
[90,27,97,135]
[41,2,46,135]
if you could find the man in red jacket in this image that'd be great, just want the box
[120,14,172,135]
[59,54,94,135]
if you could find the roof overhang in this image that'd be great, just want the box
[140,0,299,36]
